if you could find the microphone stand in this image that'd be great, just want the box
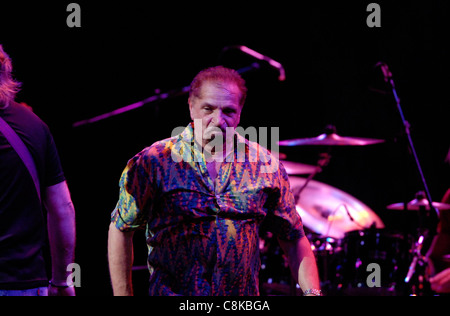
[73,46,285,128]
[377,63,439,291]
[72,63,261,128]
[293,151,331,204]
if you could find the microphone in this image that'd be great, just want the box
[375,62,393,83]
[236,45,286,81]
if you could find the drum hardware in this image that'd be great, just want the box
[405,235,427,284]
[278,125,385,147]
[289,176,384,240]
[279,124,384,204]
[387,190,450,245]
[262,174,434,295]
[260,62,443,295]
[287,176,386,295]
[279,127,386,294]
[278,124,387,294]
[404,234,436,296]
[271,96,440,295]
[279,160,317,176]
[385,190,448,294]
[387,191,450,212]
[291,152,331,204]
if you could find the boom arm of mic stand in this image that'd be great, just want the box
[72,63,261,128]
[72,86,190,128]
[293,152,331,204]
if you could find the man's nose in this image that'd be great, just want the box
[212,111,227,128]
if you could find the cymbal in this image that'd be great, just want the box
[387,199,450,211]
[387,190,450,211]
[278,132,385,147]
[280,160,317,175]
[289,176,384,239]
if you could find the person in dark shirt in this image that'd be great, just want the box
[0,44,76,296]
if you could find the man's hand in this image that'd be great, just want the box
[278,236,321,295]
[48,285,76,296]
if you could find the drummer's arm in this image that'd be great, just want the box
[278,236,321,295]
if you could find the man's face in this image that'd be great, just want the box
[189,81,243,151]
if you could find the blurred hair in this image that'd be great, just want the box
[189,66,247,107]
[0,45,21,109]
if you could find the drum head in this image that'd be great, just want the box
[289,177,385,239]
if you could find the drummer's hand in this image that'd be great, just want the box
[430,268,450,293]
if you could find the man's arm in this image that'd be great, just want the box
[278,236,321,295]
[108,222,135,296]
[45,181,76,296]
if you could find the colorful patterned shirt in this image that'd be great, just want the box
[111,123,304,296]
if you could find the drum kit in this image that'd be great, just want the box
[259,126,450,296]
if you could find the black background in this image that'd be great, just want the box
[1,1,449,295]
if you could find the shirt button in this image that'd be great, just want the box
[215,195,221,208]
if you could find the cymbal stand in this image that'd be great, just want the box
[405,235,427,283]
[293,152,331,204]
[404,232,436,295]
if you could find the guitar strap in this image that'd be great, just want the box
[0,116,41,203]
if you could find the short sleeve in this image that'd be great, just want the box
[43,124,65,187]
[111,149,154,232]
[264,164,305,241]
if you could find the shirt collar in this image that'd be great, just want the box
[179,122,248,162]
